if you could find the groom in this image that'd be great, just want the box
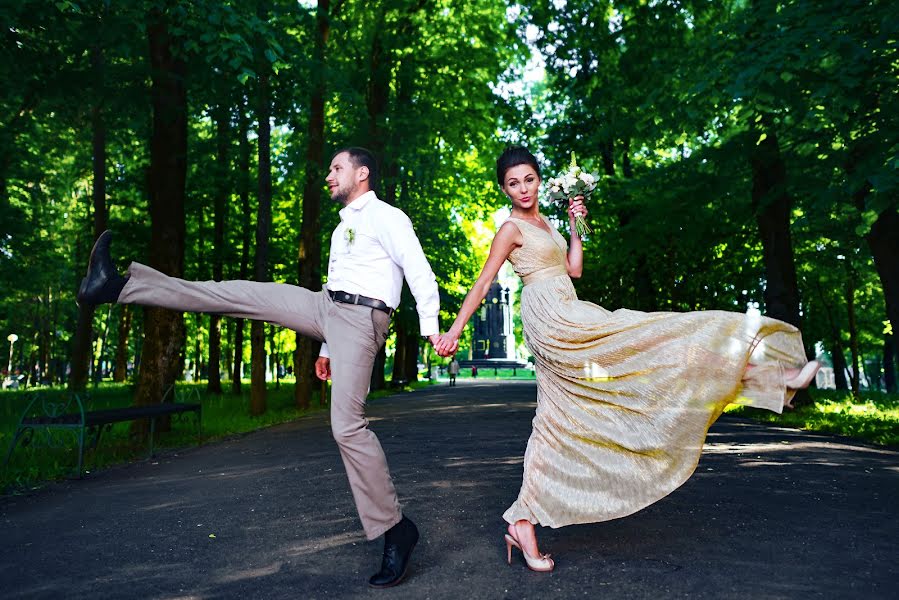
[77,147,440,589]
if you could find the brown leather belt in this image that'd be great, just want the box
[328,289,395,316]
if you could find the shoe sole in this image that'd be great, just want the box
[368,540,418,589]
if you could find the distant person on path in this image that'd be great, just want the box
[77,147,440,589]
[448,358,460,386]
[435,146,820,572]
[471,365,478,378]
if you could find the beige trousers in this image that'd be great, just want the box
[120,262,400,540]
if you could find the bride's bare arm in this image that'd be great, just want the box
[566,196,586,278]
[434,223,522,356]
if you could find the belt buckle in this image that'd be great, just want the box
[352,293,359,304]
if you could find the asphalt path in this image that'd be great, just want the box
[2,380,897,599]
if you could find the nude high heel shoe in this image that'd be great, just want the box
[785,360,821,389]
[504,532,555,572]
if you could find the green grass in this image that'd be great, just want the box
[725,389,899,447]
[0,378,434,494]
[436,367,536,380]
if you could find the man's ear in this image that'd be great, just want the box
[357,166,370,183]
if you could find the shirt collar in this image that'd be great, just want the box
[339,190,377,221]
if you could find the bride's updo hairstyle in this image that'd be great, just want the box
[496,146,541,185]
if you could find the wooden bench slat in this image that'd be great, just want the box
[86,404,201,426]
[21,403,201,427]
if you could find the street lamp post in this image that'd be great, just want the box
[7,333,18,374]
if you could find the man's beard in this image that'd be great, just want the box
[330,182,355,205]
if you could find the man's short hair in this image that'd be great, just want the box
[333,147,379,191]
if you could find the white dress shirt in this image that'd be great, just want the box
[319,191,440,358]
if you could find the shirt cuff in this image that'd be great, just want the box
[318,343,330,359]
[419,316,439,338]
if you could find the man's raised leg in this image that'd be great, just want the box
[77,230,325,339]
[120,262,325,338]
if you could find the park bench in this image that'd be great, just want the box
[3,387,201,478]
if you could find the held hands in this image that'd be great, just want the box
[317,333,452,380]
[433,330,460,358]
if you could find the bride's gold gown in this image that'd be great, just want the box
[502,217,809,528]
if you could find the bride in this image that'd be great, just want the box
[435,146,819,572]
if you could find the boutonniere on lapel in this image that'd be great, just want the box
[344,227,355,248]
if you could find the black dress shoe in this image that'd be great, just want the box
[368,516,419,589]
[76,230,128,306]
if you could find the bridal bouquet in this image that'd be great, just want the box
[545,152,597,237]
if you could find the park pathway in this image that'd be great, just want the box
[2,380,897,599]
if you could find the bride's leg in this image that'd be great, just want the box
[506,519,554,571]
[743,361,820,393]
[785,361,821,390]
[743,362,802,384]
[509,520,542,558]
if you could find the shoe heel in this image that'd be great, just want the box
[504,534,514,565]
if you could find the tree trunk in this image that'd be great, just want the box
[270,324,281,389]
[865,206,899,353]
[402,329,419,384]
[846,69,899,352]
[94,305,113,383]
[366,16,389,151]
[193,325,202,382]
[134,8,188,435]
[392,322,407,385]
[749,120,801,328]
[862,356,878,392]
[614,141,655,312]
[831,343,849,391]
[814,278,848,390]
[599,140,615,177]
[370,346,387,392]
[232,97,252,395]
[884,336,897,393]
[207,103,230,395]
[251,5,272,416]
[113,305,132,381]
[69,43,107,392]
[294,0,329,410]
[223,318,233,383]
[847,271,860,396]
[39,295,50,384]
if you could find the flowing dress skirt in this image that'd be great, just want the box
[502,272,807,527]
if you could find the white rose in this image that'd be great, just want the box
[579,172,594,185]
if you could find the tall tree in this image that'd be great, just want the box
[250,1,273,416]
[70,36,108,391]
[206,101,230,394]
[749,120,801,328]
[232,98,252,395]
[294,0,329,410]
[113,305,133,382]
[133,4,188,423]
